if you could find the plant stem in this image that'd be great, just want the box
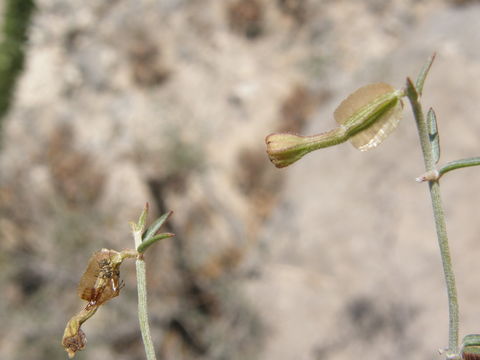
[406,79,459,357]
[133,228,157,360]
[136,257,157,360]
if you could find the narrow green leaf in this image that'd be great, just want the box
[405,77,418,101]
[427,108,440,164]
[142,211,173,242]
[134,203,149,232]
[415,53,436,96]
[137,232,175,253]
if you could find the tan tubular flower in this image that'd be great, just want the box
[62,306,98,358]
[62,248,138,358]
[266,128,344,168]
[265,83,404,168]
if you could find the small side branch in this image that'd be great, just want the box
[416,157,480,182]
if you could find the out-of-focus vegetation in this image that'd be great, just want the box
[0,0,35,140]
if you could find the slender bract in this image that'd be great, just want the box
[265,83,404,168]
[415,53,436,96]
[427,107,440,164]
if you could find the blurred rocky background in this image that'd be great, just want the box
[1,0,480,359]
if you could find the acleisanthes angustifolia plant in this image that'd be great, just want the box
[62,203,174,360]
[265,54,480,360]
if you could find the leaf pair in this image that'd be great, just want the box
[130,203,175,253]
